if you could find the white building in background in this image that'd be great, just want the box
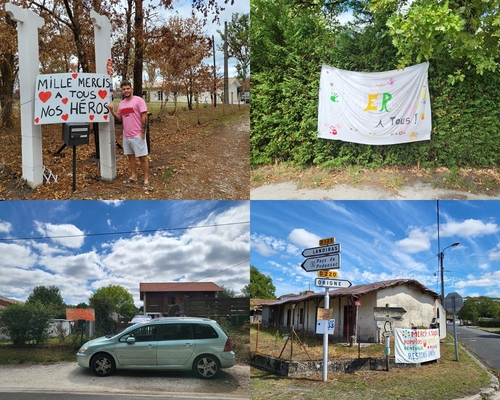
[145,78,242,105]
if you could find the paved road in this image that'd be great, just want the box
[448,324,500,370]
[0,393,211,400]
[0,362,250,399]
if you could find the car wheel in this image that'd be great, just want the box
[193,354,220,379]
[91,353,116,377]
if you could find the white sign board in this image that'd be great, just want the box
[301,254,340,272]
[315,278,351,288]
[394,328,440,364]
[316,319,335,335]
[302,243,341,258]
[318,62,432,145]
[34,73,112,125]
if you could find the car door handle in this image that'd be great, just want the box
[148,344,156,349]
[184,343,193,347]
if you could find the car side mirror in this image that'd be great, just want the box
[126,336,136,344]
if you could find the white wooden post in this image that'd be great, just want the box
[6,3,44,188]
[90,10,116,182]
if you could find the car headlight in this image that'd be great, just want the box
[78,346,89,354]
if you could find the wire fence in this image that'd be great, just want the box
[250,323,390,362]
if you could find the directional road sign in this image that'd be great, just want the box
[302,243,341,258]
[301,254,340,272]
[314,278,352,288]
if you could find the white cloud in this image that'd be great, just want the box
[395,228,431,253]
[251,241,276,257]
[488,243,500,261]
[100,200,124,207]
[440,219,498,238]
[0,221,12,234]
[0,242,38,269]
[34,221,85,249]
[288,228,321,248]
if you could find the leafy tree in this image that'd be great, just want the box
[457,297,500,323]
[89,285,137,319]
[245,266,277,299]
[217,285,236,298]
[26,285,63,308]
[370,0,500,81]
[89,285,137,336]
[0,302,52,346]
[218,13,250,79]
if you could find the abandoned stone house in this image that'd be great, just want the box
[260,279,447,342]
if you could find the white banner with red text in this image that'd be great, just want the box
[394,328,440,364]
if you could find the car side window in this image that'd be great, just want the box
[193,323,219,339]
[159,323,192,341]
[120,325,157,342]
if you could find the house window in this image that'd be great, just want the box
[157,91,163,101]
[170,296,176,304]
[299,308,304,325]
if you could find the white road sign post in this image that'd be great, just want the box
[301,237,344,383]
[315,278,352,288]
[301,254,340,272]
[302,243,341,258]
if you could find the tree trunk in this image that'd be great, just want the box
[133,0,144,96]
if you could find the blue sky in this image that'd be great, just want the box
[0,200,249,306]
[251,200,500,299]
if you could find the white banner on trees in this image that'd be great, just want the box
[34,73,112,125]
[318,63,431,145]
[394,328,440,364]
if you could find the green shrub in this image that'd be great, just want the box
[0,303,53,346]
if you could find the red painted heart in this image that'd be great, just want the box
[38,91,52,103]
[34,118,40,124]
[89,115,95,121]
[62,114,69,121]
[104,115,109,120]
[62,98,69,105]
[98,90,107,99]
[72,73,78,79]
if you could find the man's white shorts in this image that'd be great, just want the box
[123,135,148,157]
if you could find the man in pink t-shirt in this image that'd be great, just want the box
[106,81,150,189]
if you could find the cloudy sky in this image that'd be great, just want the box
[160,0,249,78]
[251,200,500,299]
[0,200,249,306]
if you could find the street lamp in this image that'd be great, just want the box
[439,242,460,304]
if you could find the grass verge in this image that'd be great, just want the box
[250,334,492,400]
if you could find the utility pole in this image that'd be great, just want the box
[212,35,217,108]
[224,21,229,104]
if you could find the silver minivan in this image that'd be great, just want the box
[77,317,236,378]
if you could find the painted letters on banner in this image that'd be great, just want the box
[318,63,431,145]
[34,73,112,125]
[394,328,440,364]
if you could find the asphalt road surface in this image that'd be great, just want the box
[0,362,250,399]
[448,324,500,370]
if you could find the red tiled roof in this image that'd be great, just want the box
[140,282,223,293]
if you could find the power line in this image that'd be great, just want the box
[0,221,249,242]
[193,259,250,283]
